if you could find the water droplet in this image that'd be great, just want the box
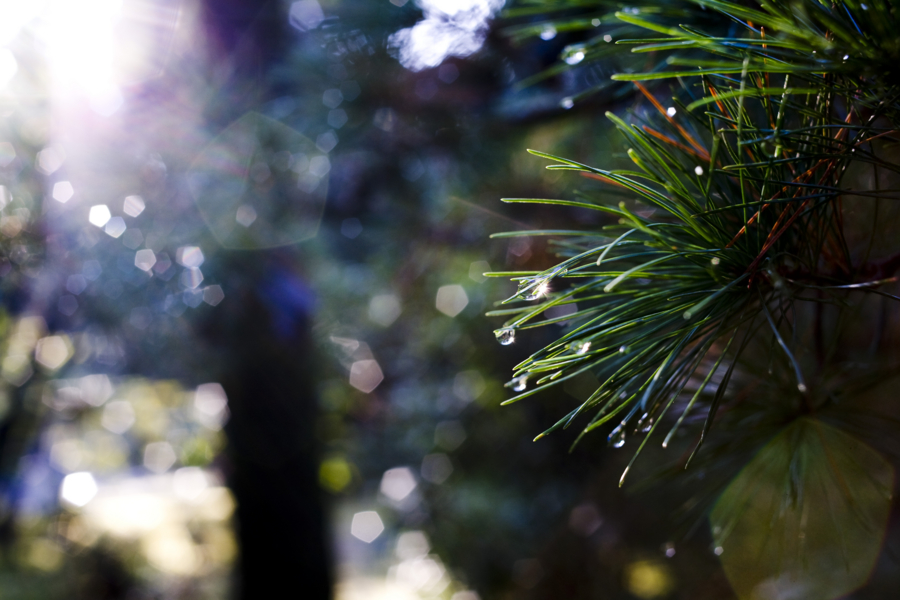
[495,327,515,346]
[565,50,585,65]
[576,341,591,355]
[843,54,849,61]
[560,97,574,110]
[591,18,601,27]
[638,413,654,433]
[664,543,675,557]
[608,425,626,448]
[525,280,550,300]
[714,546,724,556]
[694,165,704,176]
[603,34,612,43]
[798,383,808,394]
[507,375,528,392]
[619,345,629,354]
[711,257,720,266]
[540,25,557,40]
[666,106,676,117]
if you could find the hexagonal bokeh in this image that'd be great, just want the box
[187,112,328,249]
[710,419,894,600]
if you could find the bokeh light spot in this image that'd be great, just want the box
[176,246,204,268]
[340,217,362,239]
[123,194,145,217]
[624,560,674,599]
[173,467,209,501]
[129,306,153,329]
[349,359,384,393]
[468,260,490,283]
[711,419,893,600]
[60,472,98,508]
[327,108,348,129]
[380,467,417,502]
[194,383,229,430]
[319,457,352,493]
[369,294,401,326]
[101,400,135,434]
[188,112,327,248]
[421,453,452,484]
[37,146,65,175]
[0,142,16,167]
[83,259,102,280]
[89,204,112,227]
[235,204,257,227]
[322,88,343,109]
[143,441,177,473]
[57,294,78,316]
[452,370,484,403]
[568,503,602,537]
[388,0,504,72]
[66,274,88,295]
[396,531,430,560]
[202,285,225,306]
[434,420,466,451]
[350,511,384,543]
[289,0,325,31]
[180,267,204,289]
[316,131,338,153]
[52,181,74,203]
[35,335,71,370]
[435,284,468,317]
[134,249,157,271]
[104,216,126,238]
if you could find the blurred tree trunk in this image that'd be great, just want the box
[197,2,333,598]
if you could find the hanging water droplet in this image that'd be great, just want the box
[495,327,515,346]
[524,280,549,300]
[565,50,585,65]
[540,25,557,40]
[619,345,629,354]
[560,97,574,110]
[637,413,654,433]
[666,106,677,117]
[714,546,724,556]
[576,341,591,355]
[664,543,675,557]
[694,165,704,176]
[798,383,808,394]
[507,375,528,392]
[608,425,626,448]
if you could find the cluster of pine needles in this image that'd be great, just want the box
[490,0,900,485]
